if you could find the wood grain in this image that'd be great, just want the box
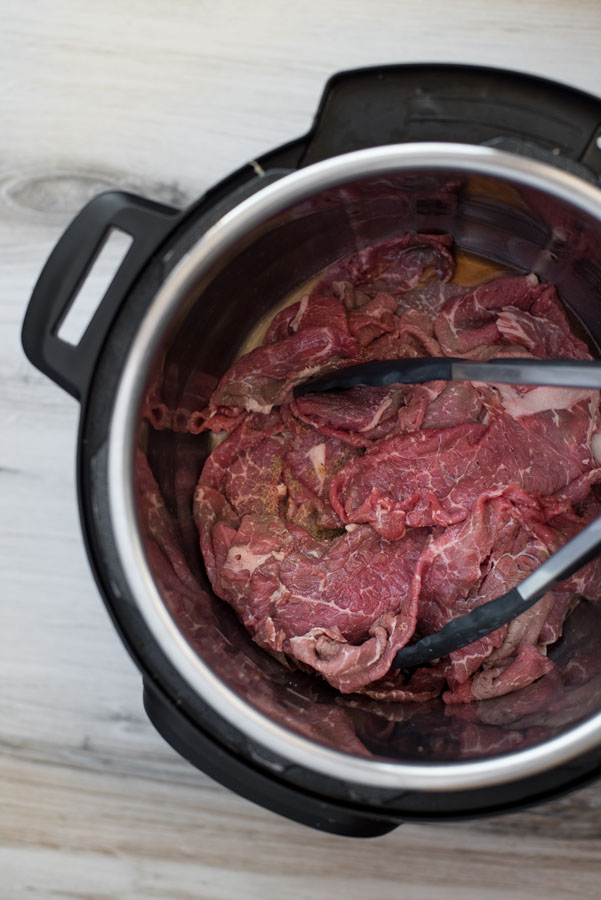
[3,1,601,897]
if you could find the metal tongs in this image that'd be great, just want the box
[294,358,601,669]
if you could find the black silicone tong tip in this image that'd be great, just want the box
[293,357,601,396]
[294,358,456,395]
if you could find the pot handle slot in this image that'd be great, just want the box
[22,190,180,401]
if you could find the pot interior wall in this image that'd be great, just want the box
[137,167,601,763]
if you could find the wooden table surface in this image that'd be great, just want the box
[4,2,601,897]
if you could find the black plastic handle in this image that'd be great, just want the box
[22,190,181,401]
[143,679,398,837]
[300,64,601,180]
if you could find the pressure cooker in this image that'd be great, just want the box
[22,65,601,836]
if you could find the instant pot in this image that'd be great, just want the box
[22,65,601,836]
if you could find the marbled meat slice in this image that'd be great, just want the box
[191,232,601,702]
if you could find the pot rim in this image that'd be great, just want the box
[108,142,601,791]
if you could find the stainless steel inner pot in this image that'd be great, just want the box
[108,143,601,791]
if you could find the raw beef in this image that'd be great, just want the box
[136,449,369,755]
[189,233,601,702]
[330,393,600,540]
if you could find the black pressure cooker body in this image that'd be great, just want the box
[22,66,601,837]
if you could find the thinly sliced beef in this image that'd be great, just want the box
[291,383,432,447]
[347,292,398,346]
[315,232,454,296]
[194,484,240,593]
[222,435,286,517]
[199,411,285,493]
[421,382,483,429]
[362,308,443,361]
[140,457,370,756]
[282,427,359,531]
[444,645,555,703]
[264,292,349,344]
[142,355,174,430]
[171,369,221,432]
[434,274,591,359]
[330,393,599,540]
[211,518,429,693]
[397,281,468,317]
[382,491,601,704]
[188,233,601,705]
[204,325,357,423]
[142,358,221,434]
[330,422,490,539]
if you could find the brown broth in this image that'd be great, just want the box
[452,249,512,286]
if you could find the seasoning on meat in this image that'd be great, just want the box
[193,232,601,702]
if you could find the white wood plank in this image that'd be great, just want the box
[1,753,601,900]
[3,0,601,896]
